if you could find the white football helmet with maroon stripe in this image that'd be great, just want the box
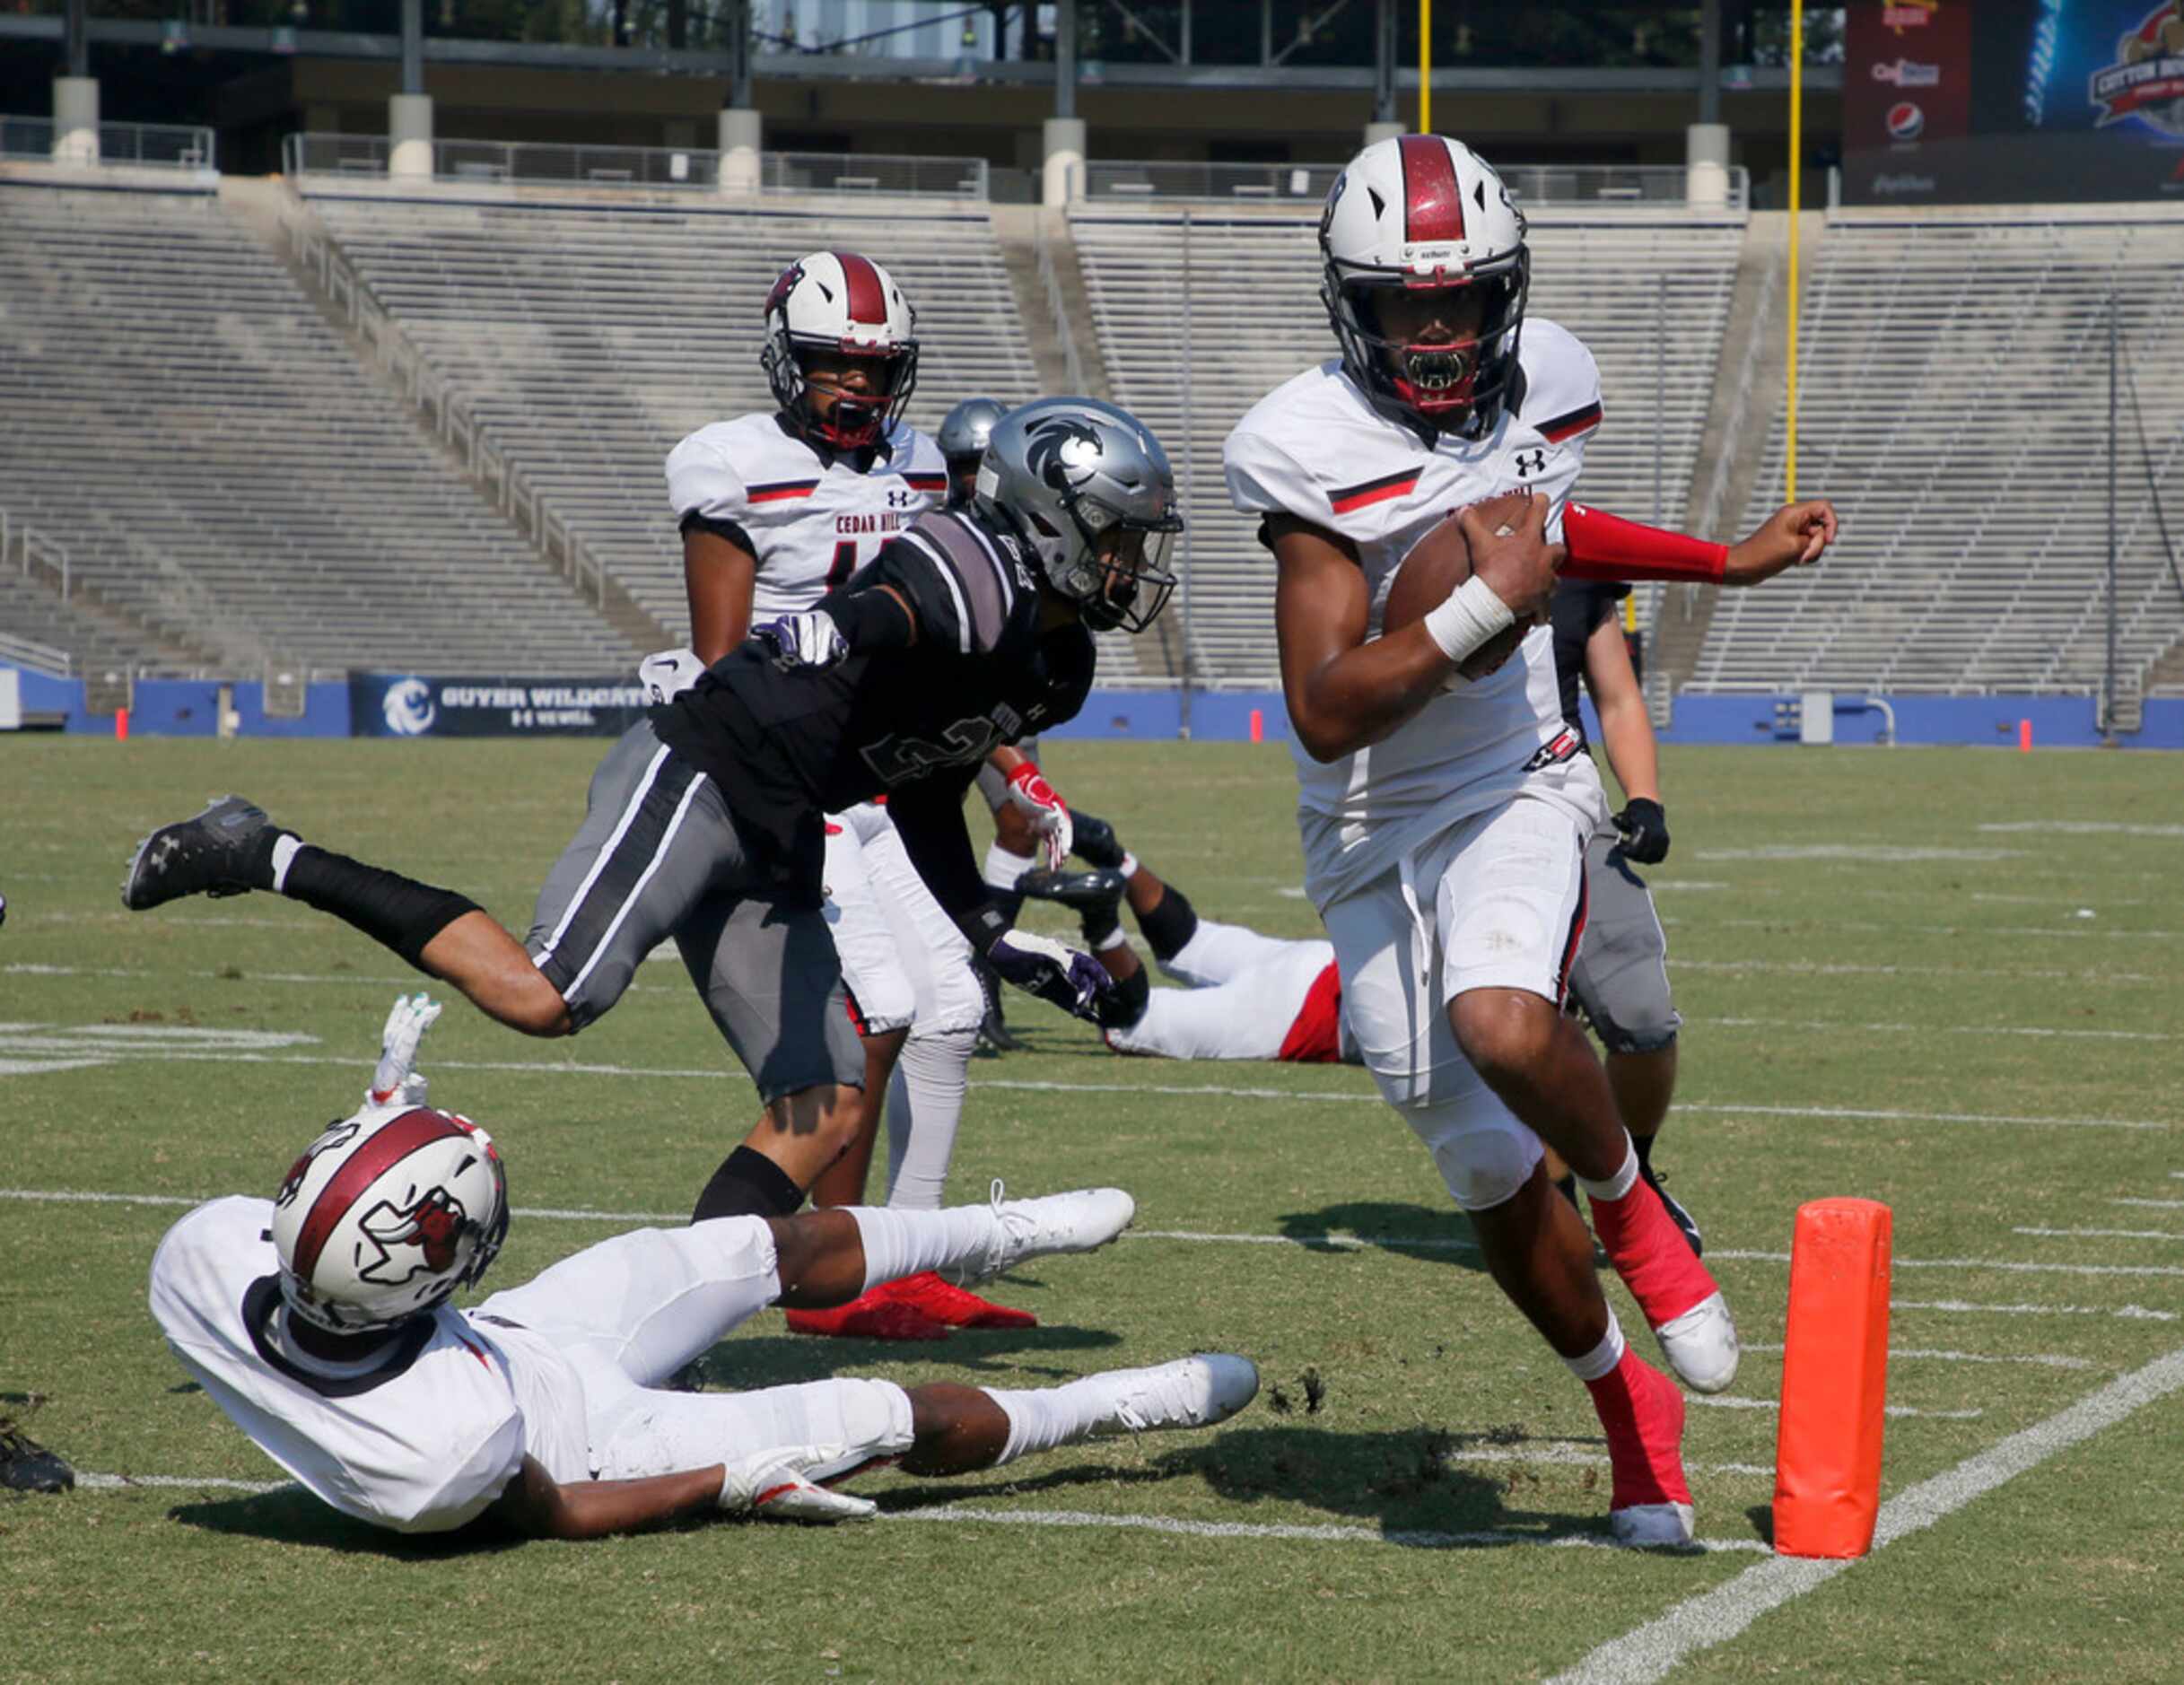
[269,1104,509,1334]
[1319,134,1530,438]
[761,250,921,451]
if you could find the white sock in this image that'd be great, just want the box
[1563,1311,1628,1383]
[1094,926,1131,954]
[883,1026,975,1212]
[1575,1132,1640,1204]
[269,834,302,894]
[983,841,1035,893]
[985,1375,1116,1464]
[846,1200,996,1296]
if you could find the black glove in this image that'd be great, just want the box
[1612,798,1670,865]
[986,930,1113,1024]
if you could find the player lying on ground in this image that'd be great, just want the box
[1224,134,1835,1543]
[124,396,1183,1242]
[1539,581,1699,1254]
[148,997,1258,1540]
[1019,845,1349,1065]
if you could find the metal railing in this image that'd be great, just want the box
[283,134,990,199]
[0,114,215,171]
[0,630,72,677]
[1087,161,1342,204]
[436,136,723,189]
[1088,160,1747,212]
[760,150,990,198]
[267,191,610,611]
[4,509,74,603]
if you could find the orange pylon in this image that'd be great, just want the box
[1773,1197,1892,1558]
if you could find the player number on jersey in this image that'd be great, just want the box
[829,541,860,589]
[860,715,1008,786]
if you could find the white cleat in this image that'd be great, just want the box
[1655,1290,1740,1394]
[1611,1501,1697,1547]
[944,1182,1137,1287]
[1088,1353,1261,1436]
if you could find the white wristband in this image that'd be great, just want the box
[1420,574,1517,665]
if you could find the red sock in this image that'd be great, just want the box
[1586,1349,1690,1510]
[1590,1178,1719,1329]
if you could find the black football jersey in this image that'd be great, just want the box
[652,506,1094,903]
[1548,579,1629,746]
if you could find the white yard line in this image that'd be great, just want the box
[1891,1297,2177,1323]
[1545,1342,2184,1685]
[1978,821,2184,838]
[2112,1198,2184,1210]
[1712,1017,2180,1044]
[1671,1102,2171,1132]
[2014,1226,2181,1243]
[1692,917,2182,942]
[1737,1343,2092,1371]
[76,1471,288,1494]
[1687,1396,1984,1421]
[1669,958,2165,986]
[1709,1245,2184,1280]
[1446,1445,1774,1478]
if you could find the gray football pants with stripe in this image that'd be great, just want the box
[1565,827,1682,1055]
[525,720,861,1102]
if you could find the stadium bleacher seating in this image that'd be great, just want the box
[0,183,637,674]
[305,193,1040,640]
[1070,207,1746,686]
[1693,214,2184,697]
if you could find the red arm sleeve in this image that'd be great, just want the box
[1560,501,1728,584]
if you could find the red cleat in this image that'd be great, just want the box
[1586,1347,1695,1545]
[878,1270,1038,1329]
[784,1288,950,1341]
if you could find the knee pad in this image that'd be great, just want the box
[1403,1086,1546,1213]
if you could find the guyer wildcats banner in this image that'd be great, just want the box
[351,673,654,738]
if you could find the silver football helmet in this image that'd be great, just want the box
[939,396,1009,506]
[976,397,1183,634]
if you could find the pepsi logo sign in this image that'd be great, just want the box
[1886,101,1926,141]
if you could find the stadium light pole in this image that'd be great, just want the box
[1786,2,1802,501]
[1419,0,1431,132]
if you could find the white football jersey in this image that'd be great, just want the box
[1224,317,1611,907]
[149,1196,590,1533]
[666,413,949,616]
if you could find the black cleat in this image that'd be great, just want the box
[1068,810,1126,871]
[122,795,278,911]
[1018,867,1128,915]
[1642,1160,1704,1259]
[971,953,1023,1053]
[0,1426,75,1494]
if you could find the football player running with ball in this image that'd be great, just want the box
[1223,134,1835,1544]
[149,997,1256,1540]
[125,397,1182,1267]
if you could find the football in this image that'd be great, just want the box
[1381,491,1536,677]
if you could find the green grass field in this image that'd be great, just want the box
[3,736,2180,1682]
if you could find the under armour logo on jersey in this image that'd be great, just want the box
[1513,448,1547,479]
